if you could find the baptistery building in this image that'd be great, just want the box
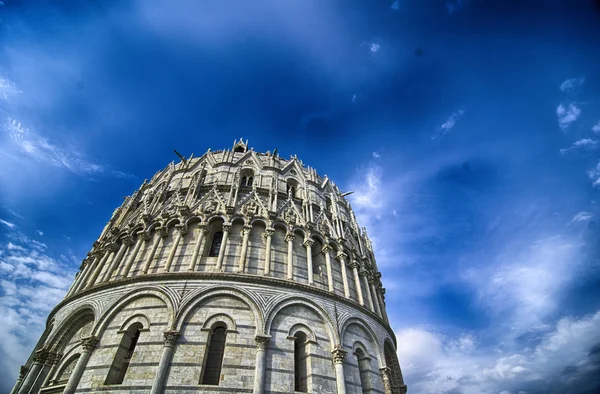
[12,139,407,394]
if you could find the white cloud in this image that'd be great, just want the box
[559,138,598,155]
[369,42,381,54]
[0,77,21,100]
[432,109,465,140]
[560,77,585,94]
[397,310,600,394]
[556,103,581,131]
[592,121,600,134]
[0,219,15,229]
[587,160,600,187]
[571,211,592,223]
[372,151,381,159]
[36,230,44,236]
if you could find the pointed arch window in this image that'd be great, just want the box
[294,331,308,392]
[201,324,228,385]
[208,231,223,257]
[105,323,142,385]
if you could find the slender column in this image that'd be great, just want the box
[322,245,334,292]
[42,352,63,387]
[64,272,80,298]
[63,336,99,394]
[361,271,375,312]
[285,232,295,280]
[103,237,132,281]
[262,228,274,276]
[304,238,314,285]
[336,252,350,298]
[150,331,179,394]
[253,335,271,394]
[216,223,231,271]
[31,351,58,394]
[377,288,389,323]
[121,232,148,277]
[87,247,113,288]
[188,224,207,271]
[72,259,92,294]
[9,365,28,394]
[369,276,382,317]
[164,225,187,272]
[332,347,347,394]
[239,225,252,273]
[380,367,392,394]
[349,261,364,305]
[143,227,167,274]
[17,349,48,394]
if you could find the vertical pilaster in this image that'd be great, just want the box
[143,227,168,274]
[323,245,334,292]
[239,225,252,272]
[285,232,295,280]
[216,223,231,271]
[361,270,375,312]
[253,335,271,394]
[103,237,132,282]
[87,247,113,289]
[188,224,207,271]
[369,275,382,317]
[304,238,314,285]
[332,347,347,394]
[72,258,93,294]
[164,225,187,272]
[263,228,274,276]
[349,261,364,306]
[150,331,179,394]
[17,349,48,394]
[121,232,148,277]
[9,366,28,394]
[380,367,392,394]
[63,336,99,394]
[336,252,350,298]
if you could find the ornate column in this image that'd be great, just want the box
[216,223,232,271]
[31,351,59,393]
[361,270,376,312]
[238,224,253,272]
[164,225,187,272]
[121,232,149,277]
[336,252,350,298]
[17,349,48,394]
[262,228,274,276]
[368,275,382,317]
[349,261,364,306]
[253,335,271,394]
[63,336,99,394]
[9,366,28,394]
[72,258,93,294]
[380,367,392,394]
[103,236,133,281]
[150,331,179,394]
[42,352,63,387]
[285,232,295,280]
[322,245,334,292]
[188,224,208,271]
[304,238,314,285]
[87,246,114,288]
[332,347,347,394]
[143,226,168,274]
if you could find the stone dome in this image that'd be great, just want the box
[12,139,407,394]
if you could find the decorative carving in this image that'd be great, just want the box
[175,224,188,236]
[303,238,314,248]
[331,347,347,364]
[107,243,120,253]
[284,232,295,242]
[158,226,169,238]
[263,228,275,238]
[138,232,151,241]
[80,336,99,352]
[33,349,50,364]
[122,236,135,246]
[242,225,253,235]
[222,223,232,232]
[255,335,271,351]
[18,365,28,379]
[163,331,180,346]
[322,245,333,254]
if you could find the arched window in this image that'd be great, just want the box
[287,178,299,199]
[247,176,254,187]
[354,347,372,393]
[384,341,405,392]
[209,231,223,257]
[56,354,80,384]
[294,331,308,392]
[105,323,142,385]
[201,324,228,385]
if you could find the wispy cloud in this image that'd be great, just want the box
[556,103,581,131]
[0,219,15,229]
[372,151,381,159]
[432,109,465,140]
[587,160,600,187]
[0,77,21,100]
[559,138,598,155]
[560,77,585,95]
[571,211,593,223]
[592,121,600,135]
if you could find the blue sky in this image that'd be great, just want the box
[1,0,600,392]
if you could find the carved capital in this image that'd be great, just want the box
[331,347,347,364]
[158,226,169,238]
[335,251,347,261]
[163,331,180,346]
[359,269,369,278]
[222,223,232,232]
[108,242,120,253]
[285,232,295,242]
[303,238,314,248]
[255,335,271,351]
[122,236,135,246]
[263,228,275,238]
[243,224,253,235]
[348,260,359,270]
[33,349,50,364]
[175,224,188,236]
[81,336,99,352]
[321,244,333,254]
[18,365,28,379]
[138,231,151,241]
[337,237,346,245]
